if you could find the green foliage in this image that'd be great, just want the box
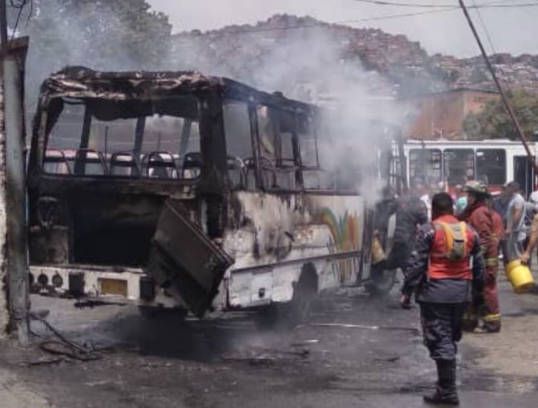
[463,89,538,140]
[22,0,172,106]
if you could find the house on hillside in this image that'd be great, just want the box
[403,88,499,140]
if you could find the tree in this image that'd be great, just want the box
[463,89,538,140]
[20,0,172,106]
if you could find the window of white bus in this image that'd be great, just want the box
[409,148,442,186]
[443,149,475,187]
[476,149,506,186]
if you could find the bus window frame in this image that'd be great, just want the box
[248,103,308,194]
[476,148,507,186]
[38,96,204,186]
[409,148,443,186]
[443,148,475,187]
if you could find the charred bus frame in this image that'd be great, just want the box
[28,67,396,320]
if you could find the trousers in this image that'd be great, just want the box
[482,265,501,331]
[462,264,501,332]
[385,241,411,271]
[420,302,467,361]
[502,235,524,264]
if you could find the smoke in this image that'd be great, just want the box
[23,0,171,108]
[167,19,410,201]
[23,1,411,201]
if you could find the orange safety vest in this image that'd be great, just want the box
[429,215,475,281]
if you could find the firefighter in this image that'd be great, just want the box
[459,181,503,333]
[401,192,485,406]
[380,186,428,272]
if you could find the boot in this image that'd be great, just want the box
[423,359,460,406]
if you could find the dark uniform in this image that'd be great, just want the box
[385,194,428,270]
[403,214,486,405]
[374,194,398,250]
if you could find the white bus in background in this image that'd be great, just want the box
[403,139,538,196]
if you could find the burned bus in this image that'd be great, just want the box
[27,67,397,322]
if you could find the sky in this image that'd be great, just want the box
[147,0,538,57]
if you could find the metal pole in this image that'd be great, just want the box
[459,0,538,175]
[4,42,30,346]
[0,0,8,339]
[0,0,7,57]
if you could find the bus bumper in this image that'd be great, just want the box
[29,265,166,306]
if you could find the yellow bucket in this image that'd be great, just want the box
[505,260,535,294]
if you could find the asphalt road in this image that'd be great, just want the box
[1,273,538,408]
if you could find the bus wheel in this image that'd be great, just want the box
[287,275,317,324]
[366,268,397,297]
[138,306,188,320]
[256,268,317,330]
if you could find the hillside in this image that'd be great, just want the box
[168,14,538,99]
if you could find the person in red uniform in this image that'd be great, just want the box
[459,181,503,333]
[401,192,485,406]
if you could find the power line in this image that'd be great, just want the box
[8,0,32,40]
[351,0,453,8]
[471,0,498,54]
[458,0,537,172]
[188,2,538,38]
[352,0,538,7]
[196,8,461,37]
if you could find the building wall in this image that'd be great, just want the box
[404,89,498,140]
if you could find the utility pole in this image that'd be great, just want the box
[0,0,31,346]
[458,0,538,175]
[0,0,9,339]
[0,0,7,55]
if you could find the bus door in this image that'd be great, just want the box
[149,199,234,317]
[513,156,535,197]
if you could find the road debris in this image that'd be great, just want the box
[221,346,310,366]
[29,312,103,362]
[302,323,419,334]
[291,339,319,347]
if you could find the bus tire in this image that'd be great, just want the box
[256,266,318,330]
[287,271,317,324]
[366,268,397,297]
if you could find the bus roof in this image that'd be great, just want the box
[404,139,536,147]
[40,66,315,114]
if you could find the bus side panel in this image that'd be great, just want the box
[223,191,364,309]
[307,194,365,291]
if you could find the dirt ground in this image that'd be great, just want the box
[1,272,538,408]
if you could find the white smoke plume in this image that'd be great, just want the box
[23,3,412,201]
[167,20,411,201]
